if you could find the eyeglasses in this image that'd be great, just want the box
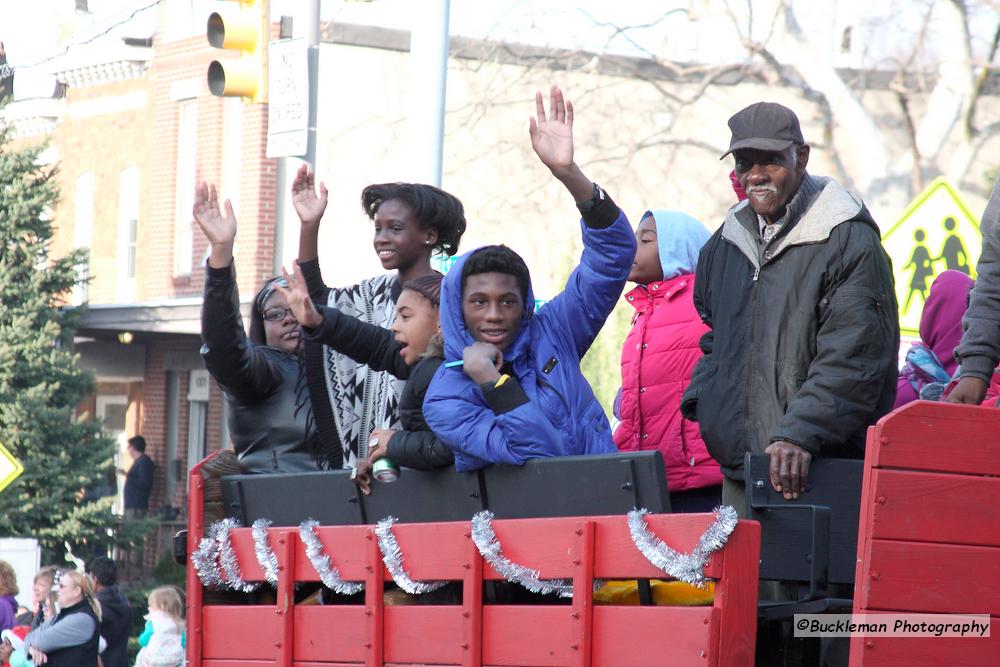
[262,307,294,322]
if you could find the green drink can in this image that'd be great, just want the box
[372,458,400,482]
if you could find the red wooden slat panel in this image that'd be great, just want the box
[297,526,371,582]
[861,540,1000,615]
[590,606,714,666]
[479,514,723,581]
[873,402,1000,476]
[867,469,1000,547]
[203,661,274,666]
[592,514,725,581]
[482,607,573,666]
[380,522,476,580]
[849,617,1000,666]
[293,606,367,663]
[711,521,759,667]
[384,606,465,664]
[203,607,279,659]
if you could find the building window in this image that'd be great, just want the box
[118,167,140,302]
[73,172,94,305]
[75,0,89,12]
[174,100,197,277]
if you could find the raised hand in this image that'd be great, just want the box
[291,163,328,227]
[529,85,575,177]
[193,182,237,268]
[274,262,322,329]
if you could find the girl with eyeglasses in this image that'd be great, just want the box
[194,182,327,473]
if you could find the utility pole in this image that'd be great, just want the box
[407,0,451,187]
[273,1,320,274]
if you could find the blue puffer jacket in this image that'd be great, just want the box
[423,194,636,471]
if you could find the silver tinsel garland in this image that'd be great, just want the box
[191,522,225,589]
[627,505,738,587]
[216,518,260,593]
[251,519,280,586]
[470,510,574,598]
[298,519,365,595]
[374,516,446,595]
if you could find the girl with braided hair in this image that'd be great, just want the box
[291,166,466,472]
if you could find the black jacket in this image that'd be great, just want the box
[304,307,454,470]
[37,600,100,667]
[96,586,130,667]
[681,175,899,479]
[201,263,321,473]
[123,454,154,510]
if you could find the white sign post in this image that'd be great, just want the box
[266,38,309,159]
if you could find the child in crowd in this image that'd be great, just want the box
[292,167,467,471]
[134,587,184,667]
[194,183,324,473]
[277,269,453,492]
[895,270,974,406]
[422,85,636,471]
[1,626,30,667]
[614,210,723,513]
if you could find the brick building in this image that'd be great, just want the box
[4,1,277,567]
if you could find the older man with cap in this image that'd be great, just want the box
[681,101,899,509]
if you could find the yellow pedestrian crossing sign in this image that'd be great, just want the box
[881,177,981,337]
[0,441,24,493]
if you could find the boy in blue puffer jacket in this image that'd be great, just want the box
[423,85,636,472]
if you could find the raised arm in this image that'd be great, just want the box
[275,263,410,379]
[528,85,636,357]
[292,163,328,263]
[195,182,282,401]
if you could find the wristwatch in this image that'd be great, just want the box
[575,182,606,212]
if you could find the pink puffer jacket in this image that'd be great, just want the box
[614,274,723,492]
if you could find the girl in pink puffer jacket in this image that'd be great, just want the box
[614,210,723,512]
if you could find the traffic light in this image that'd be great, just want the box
[206,0,268,102]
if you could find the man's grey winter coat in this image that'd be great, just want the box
[955,173,1000,381]
[681,175,899,480]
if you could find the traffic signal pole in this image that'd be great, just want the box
[407,0,451,187]
[303,0,320,170]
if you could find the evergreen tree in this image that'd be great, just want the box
[0,122,146,561]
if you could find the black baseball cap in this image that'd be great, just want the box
[720,102,804,159]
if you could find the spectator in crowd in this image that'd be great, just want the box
[22,571,101,667]
[0,561,17,632]
[194,183,323,473]
[293,166,467,471]
[28,569,56,631]
[123,436,154,517]
[614,210,723,512]
[134,587,184,667]
[949,173,1000,405]
[681,101,899,506]
[88,557,129,667]
[279,270,454,492]
[1,626,29,667]
[423,85,636,471]
[895,270,974,406]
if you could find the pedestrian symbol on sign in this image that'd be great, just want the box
[882,178,982,337]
